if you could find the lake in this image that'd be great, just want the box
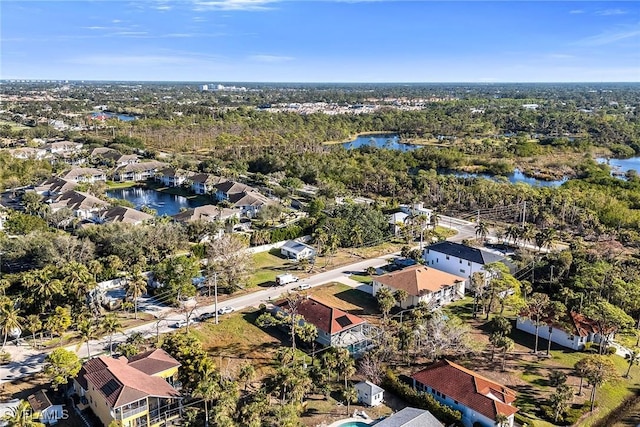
[106,187,206,216]
[341,133,421,151]
[91,112,137,121]
[598,157,640,176]
[449,169,567,187]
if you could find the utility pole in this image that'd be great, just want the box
[522,201,527,226]
[214,271,219,325]
[477,209,480,223]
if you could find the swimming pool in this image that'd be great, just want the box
[336,422,370,427]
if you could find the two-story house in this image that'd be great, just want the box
[273,297,375,355]
[372,265,465,309]
[113,161,167,182]
[61,167,107,183]
[34,177,78,197]
[189,173,227,195]
[412,359,518,427]
[97,206,154,225]
[156,168,193,188]
[73,349,182,427]
[423,241,511,291]
[48,190,109,219]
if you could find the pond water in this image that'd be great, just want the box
[448,169,568,187]
[597,157,640,176]
[341,133,421,151]
[91,111,137,121]
[106,187,206,216]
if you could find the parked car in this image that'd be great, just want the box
[172,319,192,328]
[297,283,311,290]
[218,306,235,315]
[275,273,299,286]
[199,312,215,321]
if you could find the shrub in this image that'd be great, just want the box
[0,351,10,364]
[606,346,617,355]
[382,370,461,425]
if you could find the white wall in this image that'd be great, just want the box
[516,317,592,351]
[423,249,487,290]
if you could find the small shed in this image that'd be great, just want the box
[28,390,65,425]
[355,380,384,407]
[280,240,316,261]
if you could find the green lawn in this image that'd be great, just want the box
[106,181,138,189]
[0,120,29,131]
[249,249,299,287]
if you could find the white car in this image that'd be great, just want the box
[218,306,235,315]
[297,283,312,291]
[172,319,192,328]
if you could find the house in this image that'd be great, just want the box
[374,407,443,427]
[231,191,272,218]
[355,381,384,407]
[156,168,192,188]
[273,297,375,355]
[98,206,154,225]
[91,148,139,167]
[214,181,254,202]
[280,240,317,261]
[372,265,465,309]
[73,348,182,427]
[33,177,78,197]
[113,161,167,182]
[48,191,109,219]
[389,211,409,236]
[189,173,227,195]
[172,205,240,224]
[60,167,107,183]
[516,311,606,351]
[411,359,518,427]
[423,241,510,291]
[42,140,83,154]
[27,390,65,425]
[400,202,433,226]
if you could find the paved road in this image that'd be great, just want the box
[0,215,493,384]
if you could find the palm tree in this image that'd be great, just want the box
[495,413,509,427]
[343,386,358,417]
[238,362,255,392]
[126,270,147,320]
[76,319,97,359]
[24,314,42,349]
[0,303,24,350]
[475,221,489,242]
[192,365,220,427]
[101,314,122,356]
[1,400,45,427]
[625,348,640,378]
[498,336,514,371]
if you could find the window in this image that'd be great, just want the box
[468,261,471,266]
[446,255,450,260]
[431,260,434,265]
[454,400,458,404]
[460,269,465,274]
[459,259,462,264]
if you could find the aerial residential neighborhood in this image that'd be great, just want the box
[1,3,640,423]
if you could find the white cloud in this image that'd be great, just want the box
[548,53,575,60]
[249,54,293,62]
[596,9,627,16]
[576,28,640,46]
[569,9,584,14]
[191,0,278,11]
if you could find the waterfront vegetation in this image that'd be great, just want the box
[1,82,640,426]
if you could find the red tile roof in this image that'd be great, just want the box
[76,349,181,409]
[374,265,465,297]
[411,359,518,420]
[276,297,365,335]
[569,311,603,337]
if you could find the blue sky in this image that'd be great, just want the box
[1,1,639,82]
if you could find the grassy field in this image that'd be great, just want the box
[249,249,302,287]
[191,308,285,378]
[0,120,29,131]
[106,180,138,189]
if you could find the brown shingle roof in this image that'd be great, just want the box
[100,206,154,224]
[127,348,181,376]
[374,265,465,297]
[77,350,181,409]
[27,390,53,412]
[411,359,518,421]
[276,297,365,335]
